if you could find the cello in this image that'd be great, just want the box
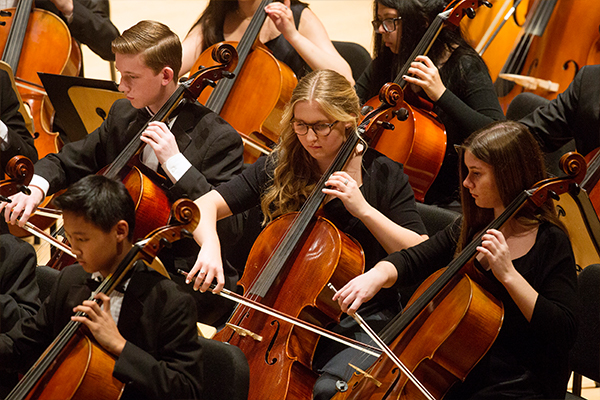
[494,0,600,111]
[33,44,238,271]
[331,152,585,400]
[0,0,81,158]
[189,0,297,163]
[209,98,413,399]
[360,0,489,202]
[4,198,200,400]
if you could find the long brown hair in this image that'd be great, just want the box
[260,69,361,224]
[455,120,565,253]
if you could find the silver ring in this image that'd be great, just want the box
[284,5,288,10]
[343,179,349,186]
[200,270,206,275]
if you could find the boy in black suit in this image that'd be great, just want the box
[1,20,244,326]
[0,175,202,399]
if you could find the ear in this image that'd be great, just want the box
[160,66,175,86]
[114,220,130,243]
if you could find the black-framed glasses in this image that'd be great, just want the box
[291,120,339,137]
[371,17,401,33]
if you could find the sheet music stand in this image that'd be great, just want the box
[38,72,124,142]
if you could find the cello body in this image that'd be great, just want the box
[0,5,81,158]
[362,90,446,202]
[333,264,503,400]
[495,0,600,111]
[191,41,296,163]
[21,332,124,400]
[214,213,365,400]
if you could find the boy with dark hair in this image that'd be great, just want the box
[0,175,203,400]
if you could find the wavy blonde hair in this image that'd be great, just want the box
[260,69,361,225]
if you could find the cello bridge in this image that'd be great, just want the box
[348,363,382,387]
[226,323,263,341]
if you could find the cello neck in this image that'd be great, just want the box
[102,84,187,180]
[205,0,272,113]
[2,0,34,71]
[393,8,451,89]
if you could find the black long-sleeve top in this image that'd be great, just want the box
[382,219,578,399]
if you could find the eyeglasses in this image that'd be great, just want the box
[371,17,402,33]
[291,120,339,137]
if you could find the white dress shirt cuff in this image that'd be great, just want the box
[29,175,50,198]
[163,153,192,183]
[0,121,8,150]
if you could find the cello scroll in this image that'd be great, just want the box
[0,155,33,200]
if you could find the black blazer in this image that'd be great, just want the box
[0,262,203,400]
[521,64,600,155]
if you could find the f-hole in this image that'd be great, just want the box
[265,320,280,365]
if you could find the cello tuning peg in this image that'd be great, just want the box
[548,190,560,201]
[376,120,395,131]
[205,79,217,88]
[393,108,409,122]
[159,237,173,249]
[180,229,193,239]
[0,22,5,26]
[0,10,11,16]
[361,105,374,116]
[464,7,476,19]
[480,0,492,8]
[222,71,235,79]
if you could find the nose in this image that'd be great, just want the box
[463,175,473,189]
[377,24,387,35]
[118,80,128,93]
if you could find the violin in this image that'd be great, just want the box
[189,0,297,163]
[4,198,200,400]
[331,152,586,400]
[0,0,81,158]
[494,0,600,111]
[361,0,489,202]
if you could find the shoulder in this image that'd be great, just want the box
[362,147,407,178]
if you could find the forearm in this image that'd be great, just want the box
[499,270,538,322]
[358,204,426,254]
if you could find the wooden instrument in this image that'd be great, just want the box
[332,152,586,399]
[0,155,33,200]
[4,198,200,400]
[42,44,238,271]
[554,148,600,270]
[0,0,81,158]
[361,0,488,201]
[211,101,410,399]
[494,0,600,111]
[461,0,530,81]
[189,0,297,163]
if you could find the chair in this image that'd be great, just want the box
[415,202,461,236]
[35,265,60,302]
[568,264,600,398]
[332,41,372,82]
[198,337,249,400]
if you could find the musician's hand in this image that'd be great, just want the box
[72,293,126,357]
[0,186,43,227]
[333,267,390,315]
[403,55,446,102]
[265,0,296,39]
[140,121,180,165]
[323,172,370,218]
[477,229,516,284]
[49,0,74,18]
[186,241,225,294]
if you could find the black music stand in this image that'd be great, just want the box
[38,73,122,143]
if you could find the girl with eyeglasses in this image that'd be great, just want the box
[356,0,505,206]
[185,69,428,398]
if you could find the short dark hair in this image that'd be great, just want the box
[53,176,136,241]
